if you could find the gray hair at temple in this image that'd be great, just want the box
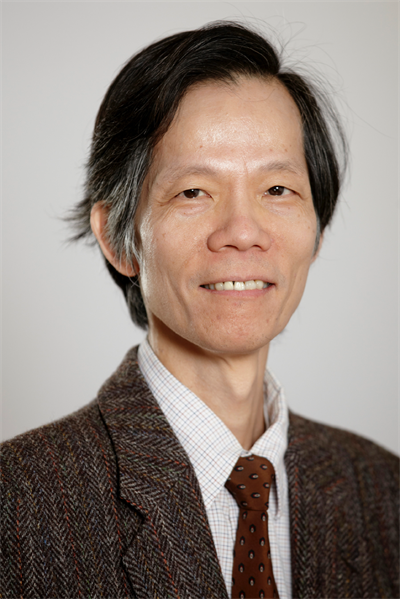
[68,21,348,329]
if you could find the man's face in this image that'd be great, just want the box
[136,77,319,355]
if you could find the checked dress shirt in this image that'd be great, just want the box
[138,338,292,599]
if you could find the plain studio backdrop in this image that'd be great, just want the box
[2,2,398,454]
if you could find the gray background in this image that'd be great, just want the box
[2,2,398,454]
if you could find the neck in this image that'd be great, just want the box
[148,323,269,450]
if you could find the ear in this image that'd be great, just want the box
[90,202,139,277]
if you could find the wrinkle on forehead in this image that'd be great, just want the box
[151,159,308,190]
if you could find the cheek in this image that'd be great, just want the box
[278,210,316,252]
[140,233,169,296]
[277,218,317,291]
[139,214,192,300]
[138,216,164,297]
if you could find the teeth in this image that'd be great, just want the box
[205,280,270,291]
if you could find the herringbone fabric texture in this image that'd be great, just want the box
[226,455,279,599]
[1,346,399,598]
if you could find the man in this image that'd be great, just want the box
[1,21,398,599]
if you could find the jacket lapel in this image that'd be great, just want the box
[285,412,365,599]
[97,347,228,599]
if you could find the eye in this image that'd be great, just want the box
[266,186,291,196]
[178,188,207,199]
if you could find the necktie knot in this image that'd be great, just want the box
[225,455,275,511]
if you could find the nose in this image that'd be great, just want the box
[207,194,272,253]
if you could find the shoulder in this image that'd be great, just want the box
[1,399,114,500]
[288,411,398,465]
[1,345,142,488]
[286,411,399,499]
[0,347,146,597]
[1,397,123,596]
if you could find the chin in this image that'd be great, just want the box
[190,320,276,356]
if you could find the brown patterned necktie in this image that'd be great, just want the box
[225,455,279,599]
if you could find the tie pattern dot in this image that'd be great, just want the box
[225,455,279,599]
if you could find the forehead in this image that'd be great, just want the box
[148,76,308,188]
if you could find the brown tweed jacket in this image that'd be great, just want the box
[1,347,399,599]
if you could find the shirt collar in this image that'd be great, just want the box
[138,338,289,518]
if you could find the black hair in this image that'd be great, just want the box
[69,21,347,329]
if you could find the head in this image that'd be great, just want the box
[70,21,347,349]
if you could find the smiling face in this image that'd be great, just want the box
[136,77,319,356]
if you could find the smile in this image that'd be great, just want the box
[201,280,271,291]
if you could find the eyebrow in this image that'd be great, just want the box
[157,160,307,185]
[258,160,307,176]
